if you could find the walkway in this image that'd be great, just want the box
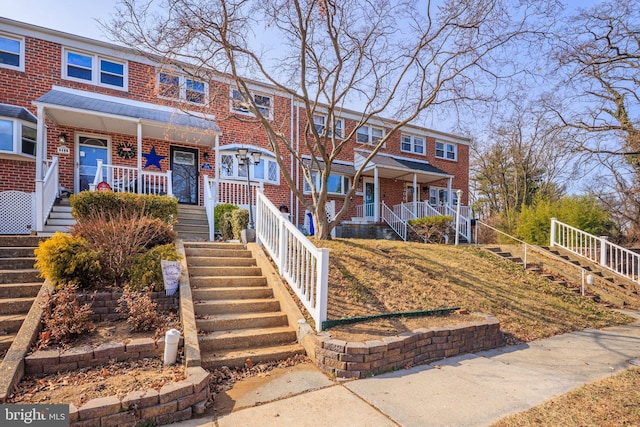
[176,311,640,427]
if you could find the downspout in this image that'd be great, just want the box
[290,94,295,221]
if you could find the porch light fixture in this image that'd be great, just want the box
[236,148,262,229]
[58,132,68,144]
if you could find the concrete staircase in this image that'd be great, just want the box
[175,205,210,241]
[185,242,304,368]
[0,236,45,356]
[42,198,75,235]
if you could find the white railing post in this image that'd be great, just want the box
[315,248,330,332]
[278,214,287,272]
[600,236,608,268]
[550,217,557,247]
[166,170,173,197]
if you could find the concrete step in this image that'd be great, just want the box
[0,314,27,333]
[194,299,281,316]
[175,223,209,232]
[190,276,268,288]
[49,211,74,219]
[0,283,42,298]
[0,236,45,247]
[198,326,298,351]
[0,258,36,270]
[188,257,256,267]
[46,218,76,226]
[201,343,306,369]
[193,286,273,301]
[189,266,262,277]
[0,247,37,258]
[0,296,35,314]
[0,269,41,284]
[178,234,211,242]
[0,334,17,352]
[184,242,244,250]
[196,312,289,332]
[185,248,251,258]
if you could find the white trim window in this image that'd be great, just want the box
[304,171,351,195]
[429,187,459,206]
[158,72,208,105]
[219,151,280,184]
[230,88,273,119]
[0,118,36,158]
[63,48,127,90]
[356,125,384,145]
[401,134,425,155]
[435,141,457,161]
[0,33,24,71]
[313,115,344,139]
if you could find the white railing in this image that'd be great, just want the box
[443,204,471,243]
[256,191,329,332]
[393,201,471,243]
[217,179,263,208]
[91,161,172,196]
[203,175,216,241]
[36,156,59,231]
[551,218,640,283]
[356,203,375,218]
[381,201,407,241]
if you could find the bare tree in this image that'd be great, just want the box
[109,0,560,239]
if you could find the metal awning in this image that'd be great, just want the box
[355,151,452,183]
[33,87,221,145]
[0,104,37,123]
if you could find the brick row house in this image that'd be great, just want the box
[0,17,471,240]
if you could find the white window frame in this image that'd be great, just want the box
[435,141,458,161]
[313,114,344,139]
[303,171,351,196]
[219,151,280,185]
[0,33,25,72]
[230,88,273,120]
[0,117,36,159]
[401,134,425,155]
[356,125,385,145]
[157,71,208,105]
[429,187,459,206]
[62,48,128,90]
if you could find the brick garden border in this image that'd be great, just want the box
[312,313,503,379]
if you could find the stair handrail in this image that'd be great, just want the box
[203,175,216,241]
[444,204,471,243]
[255,191,329,332]
[551,218,640,284]
[381,201,407,241]
[476,220,529,269]
[36,155,59,232]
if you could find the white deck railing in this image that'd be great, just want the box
[256,191,329,332]
[394,201,471,243]
[91,161,173,196]
[551,218,640,283]
[381,201,407,240]
[36,156,59,231]
[356,203,375,218]
[203,175,216,241]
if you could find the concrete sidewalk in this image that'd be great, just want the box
[176,312,640,427]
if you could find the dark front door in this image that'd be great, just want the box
[170,146,199,204]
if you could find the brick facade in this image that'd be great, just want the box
[0,17,470,232]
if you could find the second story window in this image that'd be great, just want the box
[158,72,208,104]
[230,89,273,119]
[63,48,127,90]
[435,141,457,161]
[0,33,24,71]
[313,115,344,139]
[357,125,384,145]
[401,134,425,155]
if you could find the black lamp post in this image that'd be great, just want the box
[236,148,262,229]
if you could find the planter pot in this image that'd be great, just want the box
[241,228,256,245]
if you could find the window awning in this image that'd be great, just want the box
[0,104,37,123]
[33,87,221,145]
[355,151,452,183]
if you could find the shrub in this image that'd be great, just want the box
[128,244,182,292]
[214,204,238,232]
[38,284,95,348]
[220,211,235,240]
[72,211,177,287]
[231,209,250,239]
[71,191,178,224]
[116,287,162,332]
[34,232,101,289]
[408,215,453,243]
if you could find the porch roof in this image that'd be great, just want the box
[33,87,221,144]
[0,104,37,123]
[356,151,452,183]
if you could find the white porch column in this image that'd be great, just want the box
[412,173,418,217]
[373,166,380,222]
[35,105,46,232]
[137,121,142,193]
[447,177,453,208]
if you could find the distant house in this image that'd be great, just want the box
[0,17,470,239]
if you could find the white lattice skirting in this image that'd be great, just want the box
[0,191,35,234]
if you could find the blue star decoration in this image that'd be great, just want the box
[142,146,167,170]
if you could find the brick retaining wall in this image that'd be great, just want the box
[75,291,179,322]
[314,314,503,379]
